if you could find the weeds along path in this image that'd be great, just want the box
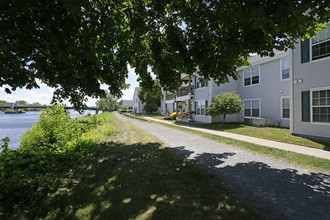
[116,113,330,220]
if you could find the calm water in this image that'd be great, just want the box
[0,110,97,149]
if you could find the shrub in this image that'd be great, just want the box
[170,112,177,120]
[120,106,127,112]
[5,109,15,113]
[0,105,99,215]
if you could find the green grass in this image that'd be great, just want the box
[146,114,330,151]
[146,120,330,174]
[185,122,330,151]
[15,112,263,219]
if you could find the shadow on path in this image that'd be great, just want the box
[170,146,330,220]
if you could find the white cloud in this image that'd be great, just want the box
[121,86,135,100]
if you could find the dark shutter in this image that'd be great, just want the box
[301,91,310,122]
[205,100,208,115]
[194,101,197,113]
[301,39,310,63]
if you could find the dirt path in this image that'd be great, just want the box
[116,113,330,220]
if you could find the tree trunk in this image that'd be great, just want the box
[223,114,226,125]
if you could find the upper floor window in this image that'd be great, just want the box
[312,23,330,61]
[281,58,290,80]
[243,67,259,86]
[195,75,208,89]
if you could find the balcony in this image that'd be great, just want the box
[166,93,176,100]
[177,86,194,97]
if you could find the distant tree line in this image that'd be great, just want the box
[0,100,47,112]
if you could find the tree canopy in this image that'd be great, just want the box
[1,1,329,110]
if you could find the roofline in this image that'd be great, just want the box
[236,51,290,71]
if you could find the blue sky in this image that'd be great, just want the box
[0,65,140,107]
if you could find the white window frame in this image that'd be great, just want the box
[281,97,290,120]
[195,100,207,116]
[280,58,290,81]
[243,99,261,118]
[242,66,260,87]
[307,22,330,64]
[310,86,330,125]
[195,75,209,90]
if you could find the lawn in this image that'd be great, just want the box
[183,122,330,151]
[145,115,330,151]
[14,112,263,219]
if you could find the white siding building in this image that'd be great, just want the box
[291,23,330,139]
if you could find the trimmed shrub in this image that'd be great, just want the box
[170,112,177,120]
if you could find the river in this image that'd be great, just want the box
[0,110,97,149]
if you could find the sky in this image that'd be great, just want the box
[0,65,140,107]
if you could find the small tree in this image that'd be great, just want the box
[207,92,243,125]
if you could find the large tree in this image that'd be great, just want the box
[1,1,329,110]
[138,81,162,114]
[95,91,119,112]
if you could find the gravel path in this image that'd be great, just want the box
[116,113,330,220]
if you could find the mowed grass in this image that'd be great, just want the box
[145,119,330,174]
[22,112,263,220]
[146,115,330,151]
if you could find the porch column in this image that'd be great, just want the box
[188,75,192,94]
[165,91,168,115]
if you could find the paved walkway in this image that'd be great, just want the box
[116,113,330,220]
[142,116,330,160]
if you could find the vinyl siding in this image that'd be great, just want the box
[237,56,290,127]
[292,41,330,138]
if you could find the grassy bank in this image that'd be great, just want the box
[145,119,330,174]
[146,115,330,151]
[4,112,264,219]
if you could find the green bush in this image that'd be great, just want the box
[5,109,15,113]
[0,105,99,215]
[120,106,127,112]
[18,109,26,113]
[170,112,177,120]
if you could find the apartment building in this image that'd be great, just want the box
[162,50,291,127]
[291,23,330,139]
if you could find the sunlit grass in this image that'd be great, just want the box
[19,112,263,219]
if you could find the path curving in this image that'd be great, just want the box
[116,113,330,220]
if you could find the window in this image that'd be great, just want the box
[281,58,290,80]
[195,100,208,116]
[281,97,290,119]
[244,100,260,117]
[312,89,330,123]
[243,67,259,86]
[312,23,330,60]
[195,75,208,89]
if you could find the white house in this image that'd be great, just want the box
[290,23,330,139]
[133,87,144,114]
[162,50,291,127]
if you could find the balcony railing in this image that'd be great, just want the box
[166,94,176,100]
[177,86,194,97]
